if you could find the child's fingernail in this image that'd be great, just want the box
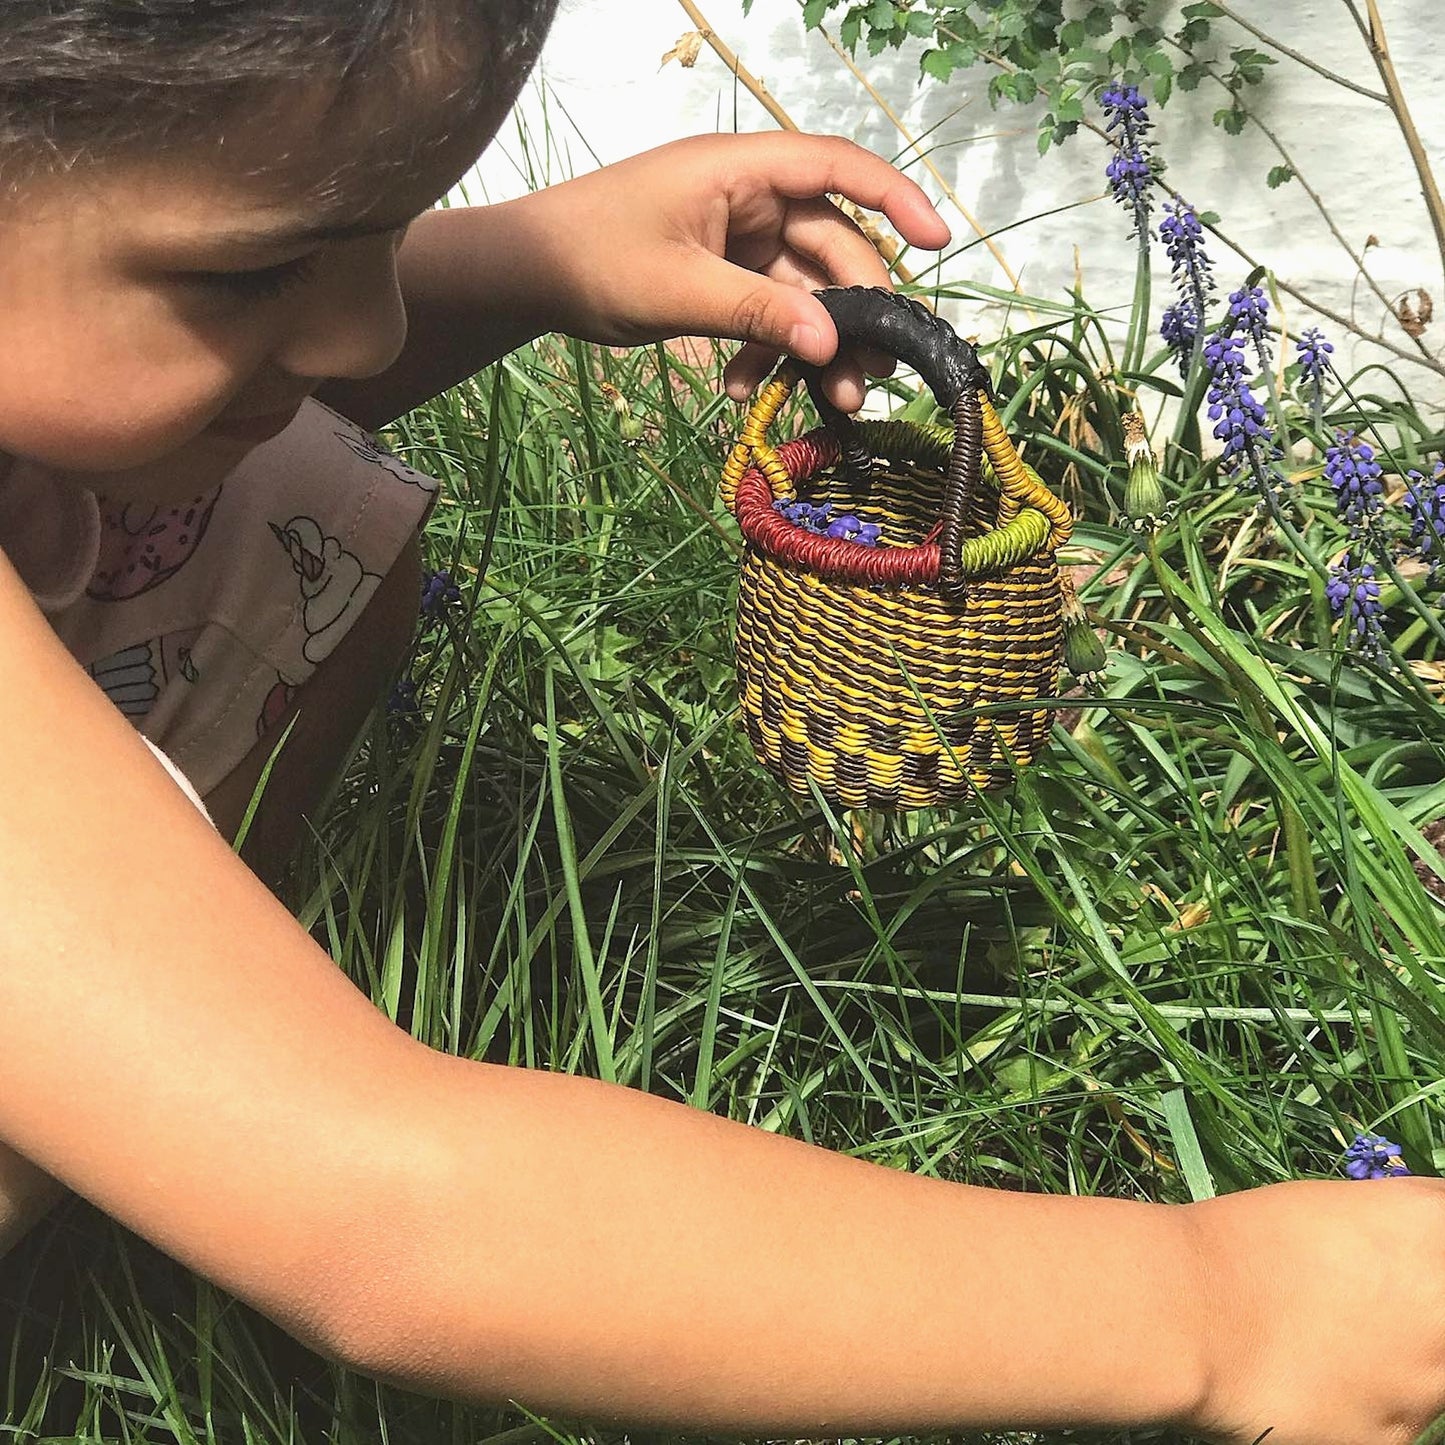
[789,324,824,361]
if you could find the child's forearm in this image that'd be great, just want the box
[314,197,562,432]
[314,134,957,432]
[346,1054,1210,1434]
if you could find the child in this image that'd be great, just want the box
[1,5,1444,1443]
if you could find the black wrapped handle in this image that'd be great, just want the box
[802,286,992,601]
[809,286,990,411]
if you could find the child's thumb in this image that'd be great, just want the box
[694,260,841,369]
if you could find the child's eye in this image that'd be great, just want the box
[189,253,319,301]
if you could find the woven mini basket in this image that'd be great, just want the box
[719,286,1074,810]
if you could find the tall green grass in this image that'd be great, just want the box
[5,268,1445,1445]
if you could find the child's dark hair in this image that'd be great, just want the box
[0,0,559,190]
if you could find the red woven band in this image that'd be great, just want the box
[732,429,942,586]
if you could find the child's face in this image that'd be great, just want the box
[0,79,504,502]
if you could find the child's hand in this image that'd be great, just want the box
[514,133,951,411]
[1187,1177,1445,1444]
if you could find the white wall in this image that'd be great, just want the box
[465,0,1445,411]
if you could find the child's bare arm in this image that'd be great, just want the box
[6,547,1445,1445]
[315,133,952,431]
[0,564,1200,1426]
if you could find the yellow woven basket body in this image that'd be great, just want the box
[721,288,1073,810]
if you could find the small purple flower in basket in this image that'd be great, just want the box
[773,499,831,531]
[1326,552,1385,659]
[1323,430,1385,535]
[825,514,882,546]
[1343,1133,1411,1179]
[1403,460,1445,577]
[773,498,880,545]
[1101,82,1154,239]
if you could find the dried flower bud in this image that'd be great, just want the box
[598,381,631,418]
[1121,412,1170,532]
[1060,573,1108,682]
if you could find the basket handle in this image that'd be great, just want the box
[804,287,991,600]
[719,288,1072,594]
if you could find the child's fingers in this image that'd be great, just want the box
[760,195,894,294]
[729,133,952,252]
[723,344,777,401]
[724,340,892,407]
[724,345,870,414]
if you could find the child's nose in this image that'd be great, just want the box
[272,240,408,383]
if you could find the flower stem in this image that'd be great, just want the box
[1122,226,1152,379]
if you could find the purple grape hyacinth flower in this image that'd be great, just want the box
[1228,284,1272,368]
[1160,201,1215,305]
[1160,300,1200,378]
[420,568,462,618]
[387,676,420,715]
[1326,553,1385,659]
[1404,460,1445,577]
[1295,326,1333,418]
[1157,200,1215,374]
[773,498,831,531]
[1101,83,1153,239]
[824,514,882,546]
[1203,324,1289,508]
[1323,431,1385,536]
[772,498,881,546]
[1343,1133,1411,1179]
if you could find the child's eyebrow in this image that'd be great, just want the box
[205,208,428,248]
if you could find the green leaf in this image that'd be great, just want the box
[1182,0,1224,16]
[996,9,1029,42]
[802,0,831,28]
[905,9,934,37]
[1060,17,1086,49]
[920,46,957,81]
[840,11,862,48]
[1083,5,1114,37]
[1178,60,1207,91]
[1161,1089,1217,1201]
[1001,69,1038,103]
[1267,164,1295,188]
[1230,45,1276,86]
[1213,105,1247,135]
[866,0,897,30]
